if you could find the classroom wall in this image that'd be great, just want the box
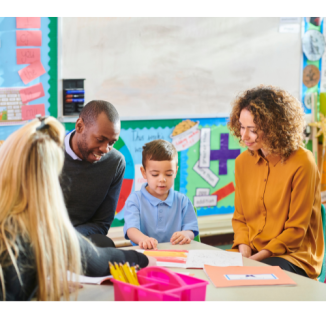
[61,17,302,118]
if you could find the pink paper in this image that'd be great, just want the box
[19,83,45,104]
[16,30,42,46]
[16,17,41,29]
[21,104,45,120]
[16,48,41,65]
[18,61,46,85]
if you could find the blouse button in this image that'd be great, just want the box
[266,163,268,166]
[264,179,266,182]
[258,229,261,233]
[261,197,263,200]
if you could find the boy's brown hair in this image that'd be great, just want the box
[142,139,178,169]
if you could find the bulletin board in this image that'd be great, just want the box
[64,117,245,227]
[0,17,57,140]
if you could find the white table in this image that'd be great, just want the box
[75,241,326,301]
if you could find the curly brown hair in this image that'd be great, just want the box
[228,85,305,161]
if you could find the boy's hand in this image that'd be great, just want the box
[139,237,158,250]
[170,231,192,245]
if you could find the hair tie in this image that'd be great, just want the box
[36,115,50,131]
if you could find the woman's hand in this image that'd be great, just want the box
[249,249,272,261]
[238,244,252,258]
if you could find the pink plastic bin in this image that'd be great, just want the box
[110,266,209,301]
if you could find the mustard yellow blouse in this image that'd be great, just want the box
[231,147,324,279]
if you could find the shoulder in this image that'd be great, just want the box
[126,190,142,205]
[102,148,126,167]
[287,147,317,170]
[172,190,191,205]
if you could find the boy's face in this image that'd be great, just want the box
[141,159,178,201]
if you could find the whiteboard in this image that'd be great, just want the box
[60,17,302,119]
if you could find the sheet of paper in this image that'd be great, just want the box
[204,265,296,287]
[16,17,41,29]
[137,249,188,268]
[193,195,217,207]
[18,61,46,85]
[193,161,219,187]
[21,104,45,120]
[199,128,211,168]
[17,48,41,65]
[186,250,243,268]
[19,83,44,103]
[67,271,112,284]
[16,30,42,46]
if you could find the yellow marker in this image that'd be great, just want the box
[123,263,138,286]
[108,262,120,280]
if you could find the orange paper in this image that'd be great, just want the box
[21,104,45,120]
[18,61,46,85]
[17,48,41,65]
[19,83,45,104]
[204,265,296,287]
[16,30,42,46]
[16,17,41,29]
[143,251,188,258]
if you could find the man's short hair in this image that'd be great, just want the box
[142,139,178,169]
[79,100,120,126]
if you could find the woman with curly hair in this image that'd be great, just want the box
[228,85,324,279]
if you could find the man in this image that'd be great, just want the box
[60,100,125,247]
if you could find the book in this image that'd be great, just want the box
[67,271,112,285]
[136,249,243,269]
[203,265,296,287]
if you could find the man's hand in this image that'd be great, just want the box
[170,231,192,245]
[139,237,158,250]
[238,244,252,258]
[249,249,272,261]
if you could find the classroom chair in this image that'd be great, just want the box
[318,204,326,283]
[193,207,201,243]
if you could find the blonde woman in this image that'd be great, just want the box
[228,85,324,279]
[0,117,154,301]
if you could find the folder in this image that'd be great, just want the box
[204,265,296,287]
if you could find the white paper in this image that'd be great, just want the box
[193,161,219,187]
[224,274,277,281]
[194,195,217,207]
[199,128,211,168]
[186,250,243,269]
[196,188,210,196]
[156,261,187,268]
[67,271,112,285]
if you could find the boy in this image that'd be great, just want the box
[123,139,199,249]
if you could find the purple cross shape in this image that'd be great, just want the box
[210,133,240,175]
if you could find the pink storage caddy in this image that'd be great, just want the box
[110,266,209,301]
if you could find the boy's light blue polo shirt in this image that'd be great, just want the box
[123,183,199,244]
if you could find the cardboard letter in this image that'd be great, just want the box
[16,30,42,46]
[21,104,45,120]
[17,48,41,65]
[18,61,46,85]
[19,83,45,103]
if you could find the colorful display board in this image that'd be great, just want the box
[0,17,57,140]
[64,118,245,227]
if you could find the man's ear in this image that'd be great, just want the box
[75,117,85,134]
[140,166,147,179]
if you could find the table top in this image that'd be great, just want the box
[75,241,326,301]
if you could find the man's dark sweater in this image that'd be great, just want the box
[60,149,126,237]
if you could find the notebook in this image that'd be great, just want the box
[203,265,296,287]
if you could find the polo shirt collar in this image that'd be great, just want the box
[254,150,281,166]
[65,130,82,161]
[141,183,174,207]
